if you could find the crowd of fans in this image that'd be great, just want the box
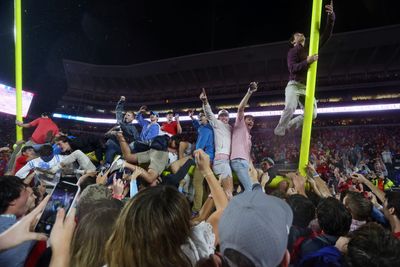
[1,83,400,267]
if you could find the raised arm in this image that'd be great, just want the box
[189,110,200,130]
[320,1,336,47]
[306,163,332,198]
[351,173,386,203]
[195,149,228,245]
[175,114,182,134]
[237,82,257,120]
[136,106,148,128]
[115,96,126,123]
[116,133,138,163]
[200,89,217,125]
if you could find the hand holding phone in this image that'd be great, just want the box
[34,181,80,235]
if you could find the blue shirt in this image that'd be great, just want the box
[192,120,215,161]
[137,113,160,142]
[0,215,35,267]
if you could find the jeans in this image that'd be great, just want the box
[275,80,317,131]
[105,139,122,164]
[230,159,253,191]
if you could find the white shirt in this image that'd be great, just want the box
[15,155,64,185]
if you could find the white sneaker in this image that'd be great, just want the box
[274,126,286,136]
[109,155,124,173]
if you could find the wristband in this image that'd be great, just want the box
[112,194,124,200]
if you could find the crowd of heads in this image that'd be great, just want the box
[0,85,400,267]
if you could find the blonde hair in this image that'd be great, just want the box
[70,203,121,267]
[105,186,192,267]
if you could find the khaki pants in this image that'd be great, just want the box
[275,80,317,131]
[192,167,204,212]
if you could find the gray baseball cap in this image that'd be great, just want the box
[219,188,293,267]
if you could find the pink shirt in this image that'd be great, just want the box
[230,117,251,162]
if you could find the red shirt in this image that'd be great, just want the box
[29,118,59,144]
[161,121,178,136]
[14,155,28,174]
[393,232,400,239]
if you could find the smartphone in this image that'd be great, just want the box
[107,168,125,185]
[35,181,80,235]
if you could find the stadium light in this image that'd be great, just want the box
[52,103,400,124]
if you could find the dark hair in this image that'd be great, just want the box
[385,191,400,219]
[317,197,352,236]
[21,146,34,154]
[287,194,316,228]
[269,189,287,200]
[38,145,53,157]
[41,112,50,117]
[0,176,26,214]
[344,191,372,221]
[306,190,323,209]
[54,135,70,144]
[170,134,182,147]
[244,115,254,120]
[345,223,400,267]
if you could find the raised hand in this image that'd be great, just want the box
[0,195,50,250]
[325,1,334,15]
[112,177,125,196]
[194,149,211,174]
[248,82,258,93]
[199,88,208,103]
[351,173,367,183]
[49,207,76,267]
[306,162,318,176]
[138,105,147,113]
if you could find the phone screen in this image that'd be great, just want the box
[35,181,79,235]
[107,169,124,185]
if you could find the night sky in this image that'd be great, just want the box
[0,0,399,114]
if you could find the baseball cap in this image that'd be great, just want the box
[261,157,275,166]
[150,111,159,117]
[219,188,293,267]
[217,109,229,117]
